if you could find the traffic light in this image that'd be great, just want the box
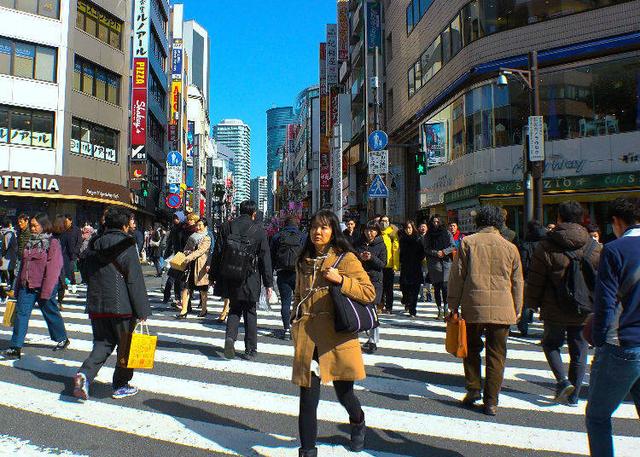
[140,179,149,198]
[415,151,427,175]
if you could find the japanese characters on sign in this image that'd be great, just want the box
[528,116,545,162]
[337,0,349,63]
[367,2,382,49]
[326,24,338,88]
[130,0,150,154]
[171,41,183,78]
[368,150,389,175]
[171,81,182,125]
[319,43,331,191]
[133,0,150,58]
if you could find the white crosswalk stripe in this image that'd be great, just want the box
[0,283,638,456]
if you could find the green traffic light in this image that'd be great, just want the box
[417,164,425,174]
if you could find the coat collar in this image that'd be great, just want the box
[478,226,500,234]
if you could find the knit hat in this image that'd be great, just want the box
[174,211,186,223]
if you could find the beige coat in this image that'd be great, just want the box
[448,227,523,325]
[184,235,211,287]
[291,248,376,387]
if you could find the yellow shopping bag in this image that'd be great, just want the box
[118,323,157,369]
[168,251,188,272]
[2,300,16,327]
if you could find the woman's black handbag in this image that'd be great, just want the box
[330,255,379,333]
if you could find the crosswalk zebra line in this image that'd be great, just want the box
[1,356,635,456]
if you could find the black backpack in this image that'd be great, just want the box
[558,239,598,316]
[275,230,302,270]
[219,223,258,283]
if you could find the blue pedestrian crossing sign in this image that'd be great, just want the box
[167,151,182,167]
[368,130,388,151]
[368,174,389,199]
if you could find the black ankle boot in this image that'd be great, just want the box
[350,411,366,452]
[298,447,317,457]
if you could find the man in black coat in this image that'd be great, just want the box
[162,213,188,304]
[73,206,151,401]
[60,215,82,293]
[210,201,273,360]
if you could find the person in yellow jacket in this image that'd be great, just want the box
[380,215,400,314]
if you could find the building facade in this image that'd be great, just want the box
[250,176,267,216]
[0,0,135,223]
[182,19,210,107]
[213,119,251,205]
[385,0,640,234]
[266,106,294,215]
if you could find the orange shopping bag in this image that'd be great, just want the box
[445,312,468,358]
[2,299,16,327]
[118,323,157,369]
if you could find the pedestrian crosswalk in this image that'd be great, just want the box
[0,284,638,456]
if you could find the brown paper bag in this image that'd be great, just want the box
[445,312,467,358]
[169,251,188,271]
[2,300,16,327]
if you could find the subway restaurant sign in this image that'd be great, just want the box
[445,172,640,205]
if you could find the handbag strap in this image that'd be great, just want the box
[331,253,346,269]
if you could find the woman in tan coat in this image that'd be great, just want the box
[291,210,376,457]
[176,217,211,319]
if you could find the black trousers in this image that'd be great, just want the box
[433,281,448,310]
[382,268,395,311]
[401,283,420,316]
[276,270,296,330]
[163,269,184,303]
[225,300,257,352]
[542,322,588,397]
[299,367,363,450]
[79,317,136,389]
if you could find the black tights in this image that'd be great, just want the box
[299,373,363,450]
[433,281,448,310]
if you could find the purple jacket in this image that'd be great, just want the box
[17,238,63,299]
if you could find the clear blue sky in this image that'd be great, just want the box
[178,0,337,178]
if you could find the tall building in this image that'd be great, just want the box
[266,106,294,215]
[385,0,640,234]
[213,119,251,204]
[130,0,170,218]
[0,0,134,223]
[250,176,267,216]
[182,19,210,108]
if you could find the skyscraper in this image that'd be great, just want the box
[182,19,210,108]
[250,176,268,216]
[266,106,295,215]
[213,119,251,204]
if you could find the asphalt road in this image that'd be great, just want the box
[0,267,638,457]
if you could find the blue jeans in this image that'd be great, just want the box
[11,285,67,348]
[277,270,296,330]
[586,344,640,457]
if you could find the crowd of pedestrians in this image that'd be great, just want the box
[0,196,638,457]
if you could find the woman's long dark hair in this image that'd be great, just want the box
[297,210,354,266]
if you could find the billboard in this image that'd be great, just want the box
[131,0,150,152]
[171,42,183,78]
[319,43,330,191]
[422,121,448,166]
[367,2,382,49]
[326,24,338,88]
[171,81,181,124]
[337,0,349,62]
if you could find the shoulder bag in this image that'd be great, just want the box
[329,254,379,333]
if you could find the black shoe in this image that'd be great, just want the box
[462,390,482,406]
[367,343,377,354]
[175,312,188,320]
[282,329,291,340]
[197,311,208,318]
[361,342,371,352]
[483,404,498,416]
[555,379,575,404]
[298,448,318,457]
[350,412,366,452]
[1,347,21,360]
[224,338,235,359]
[53,339,70,352]
[244,349,257,360]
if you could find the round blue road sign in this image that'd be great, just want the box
[368,130,388,151]
[166,193,182,209]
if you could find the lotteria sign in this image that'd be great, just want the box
[0,175,60,192]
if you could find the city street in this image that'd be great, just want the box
[0,268,638,457]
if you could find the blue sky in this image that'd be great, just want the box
[177,0,337,178]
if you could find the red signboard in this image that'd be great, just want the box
[131,57,148,147]
[337,1,349,63]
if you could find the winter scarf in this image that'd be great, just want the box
[25,233,53,252]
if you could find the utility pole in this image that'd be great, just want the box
[530,51,544,223]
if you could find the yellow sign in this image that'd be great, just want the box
[171,80,182,124]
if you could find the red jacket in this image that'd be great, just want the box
[17,238,63,300]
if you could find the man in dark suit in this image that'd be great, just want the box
[210,201,273,360]
[60,215,83,294]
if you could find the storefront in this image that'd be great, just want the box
[0,171,136,224]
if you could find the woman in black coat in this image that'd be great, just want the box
[399,220,425,317]
[356,221,387,353]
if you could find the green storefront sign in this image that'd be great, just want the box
[444,172,640,205]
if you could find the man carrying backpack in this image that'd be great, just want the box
[525,201,601,405]
[270,216,304,340]
[210,200,273,360]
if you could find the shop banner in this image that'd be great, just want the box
[171,41,183,78]
[131,0,150,151]
[422,121,447,166]
[337,0,349,63]
[131,89,148,147]
[367,2,382,49]
[133,0,150,59]
[326,24,338,88]
[171,81,182,125]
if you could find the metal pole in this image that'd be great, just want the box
[193,134,200,216]
[531,50,544,223]
[363,0,370,220]
[523,52,535,234]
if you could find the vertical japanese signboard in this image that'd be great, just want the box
[326,24,338,88]
[319,43,330,191]
[367,2,382,49]
[131,0,150,153]
[528,116,545,162]
[337,0,349,63]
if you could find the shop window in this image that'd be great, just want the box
[95,68,107,100]
[13,42,35,79]
[82,60,94,95]
[462,1,482,45]
[414,61,423,91]
[0,106,8,143]
[408,67,415,98]
[72,117,118,162]
[106,74,119,105]
[0,38,11,75]
[75,56,120,105]
[70,118,81,153]
[450,14,462,56]
[76,7,85,29]
[76,0,123,50]
[84,12,97,36]
[441,27,451,65]
[34,46,56,82]
[406,4,414,34]
[73,60,81,91]
[31,111,53,147]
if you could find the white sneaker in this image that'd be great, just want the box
[70,284,77,294]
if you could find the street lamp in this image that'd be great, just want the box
[497,50,544,234]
